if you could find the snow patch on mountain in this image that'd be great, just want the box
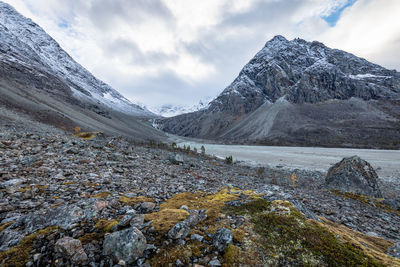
[150,97,214,117]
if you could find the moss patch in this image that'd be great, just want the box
[91,192,111,198]
[61,181,76,185]
[119,195,154,206]
[317,218,400,267]
[226,199,383,266]
[95,219,119,232]
[149,241,206,266]
[0,221,14,232]
[144,209,189,235]
[0,226,59,267]
[78,232,104,246]
[332,190,400,215]
[147,188,261,265]
[223,244,239,266]
[74,132,102,140]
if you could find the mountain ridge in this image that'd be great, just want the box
[0,1,152,116]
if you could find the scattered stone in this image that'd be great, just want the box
[167,222,190,240]
[94,200,109,212]
[169,154,184,165]
[212,228,233,252]
[191,234,204,242]
[387,242,400,259]
[117,214,133,228]
[325,156,382,197]
[103,227,147,264]
[55,236,88,265]
[208,259,222,266]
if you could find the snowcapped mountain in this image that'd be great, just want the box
[0,1,165,141]
[150,98,213,117]
[0,1,152,116]
[161,35,400,148]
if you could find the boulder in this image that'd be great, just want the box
[103,227,146,264]
[169,154,184,165]
[55,236,88,265]
[212,228,233,252]
[325,156,382,197]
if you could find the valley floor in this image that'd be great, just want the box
[0,126,399,266]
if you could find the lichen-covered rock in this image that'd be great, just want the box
[55,236,88,265]
[325,156,382,197]
[102,227,146,264]
[212,228,233,252]
[167,222,190,240]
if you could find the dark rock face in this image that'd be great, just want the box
[161,36,400,148]
[102,227,146,264]
[325,156,382,198]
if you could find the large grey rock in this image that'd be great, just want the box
[103,227,146,264]
[325,156,382,197]
[55,236,88,265]
[212,228,233,252]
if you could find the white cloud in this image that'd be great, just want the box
[318,0,400,70]
[2,0,399,107]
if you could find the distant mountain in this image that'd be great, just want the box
[0,1,164,140]
[161,35,400,148]
[151,98,213,117]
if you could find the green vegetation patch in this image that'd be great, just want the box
[0,226,59,267]
[225,199,382,266]
[332,190,400,215]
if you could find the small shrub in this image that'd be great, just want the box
[225,155,233,164]
[201,145,206,155]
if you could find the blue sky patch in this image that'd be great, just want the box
[58,19,69,28]
[323,0,357,27]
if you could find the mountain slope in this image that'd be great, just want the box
[0,1,165,141]
[161,36,400,148]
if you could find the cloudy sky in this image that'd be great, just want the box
[4,0,400,109]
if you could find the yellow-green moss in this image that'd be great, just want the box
[119,195,154,206]
[91,192,111,198]
[74,132,102,140]
[61,181,76,185]
[0,226,59,267]
[149,242,206,266]
[17,187,31,193]
[78,232,104,245]
[332,190,400,215]
[144,209,189,235]
[0,221,14,232]
[223,244,239,266]
[95,219,119,232]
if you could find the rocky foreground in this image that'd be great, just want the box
[0,128,400,266]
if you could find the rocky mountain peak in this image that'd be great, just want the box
[213,35,400,114]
